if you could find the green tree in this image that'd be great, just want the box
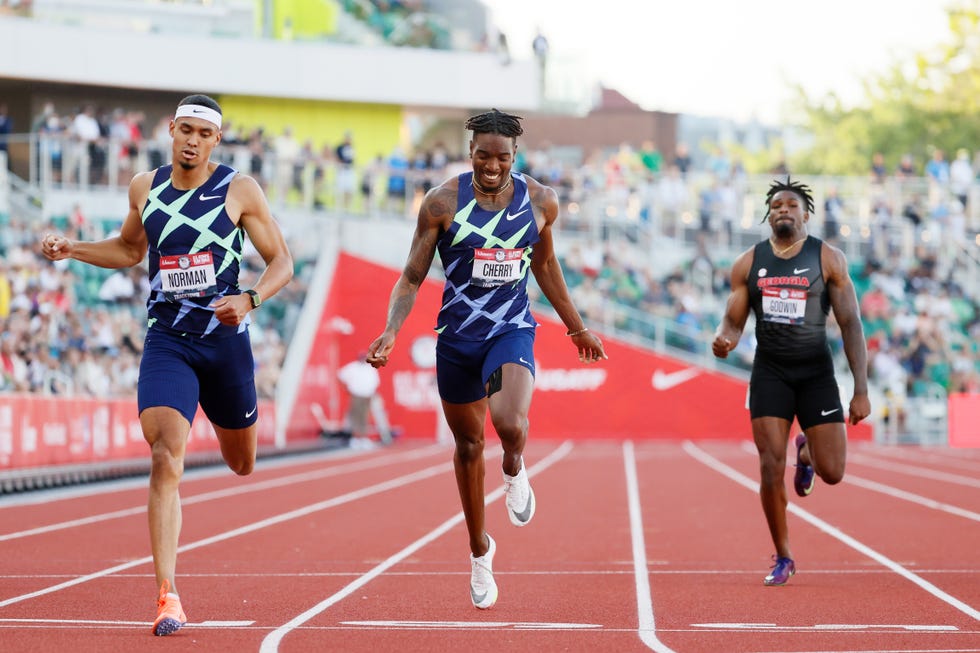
[790,1,980,175]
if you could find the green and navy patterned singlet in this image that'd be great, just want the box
[435,171,540,341]
[142,163,247,337]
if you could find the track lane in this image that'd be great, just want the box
[263,440,671,652]
[675,440,979,651]
[1,439,976,653]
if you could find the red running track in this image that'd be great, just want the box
[0,439,978,652]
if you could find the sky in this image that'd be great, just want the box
[481,0,952,124]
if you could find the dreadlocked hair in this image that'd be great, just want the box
[762,175,815,222]
[464,109,524,139]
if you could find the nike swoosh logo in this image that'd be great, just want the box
[245,406,257,418]
[506,209,528,221]
[821,408,840,416]
[471,588,488,605]
[793,268,810,274]
[652,368,701,391]
[519,357,532,367]
[511,492,534,522]
[199,193,222,202]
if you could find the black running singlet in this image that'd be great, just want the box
[748,235,830,361]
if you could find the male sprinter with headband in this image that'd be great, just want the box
[367,109,606,609]
[713,176,869,586]
[41,94,293,635]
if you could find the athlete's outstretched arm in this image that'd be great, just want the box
[528,181,606,363]
[40,172,151,267]
[366,184,451,368]
[712,248,753,358]
[822,243,871,424]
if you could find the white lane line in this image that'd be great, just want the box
[258,441,575,653]
[623,440,676,653]
[692,622,958,631]
[735,441,980,523]
[844,476,980,522]
[0,457,454,608]
[685,441,980,622]
[0,444,448,542]
[340,620,601,629]
[847,452,980,488]
[0,618,253,627]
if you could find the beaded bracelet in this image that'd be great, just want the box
[565,327,590,337]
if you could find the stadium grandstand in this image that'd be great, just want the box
[0,0,977,490]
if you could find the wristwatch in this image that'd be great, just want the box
[244,289,262,309]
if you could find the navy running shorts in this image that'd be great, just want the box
[748,352,845,429]
[138,325,258,429]
[436,328,535,404]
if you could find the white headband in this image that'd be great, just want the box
[174,104,222,129]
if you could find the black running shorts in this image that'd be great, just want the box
[748,352,845,429]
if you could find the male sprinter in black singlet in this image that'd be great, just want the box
[41,94,293,635]
[713,176,870,586]
[366,109,606,609]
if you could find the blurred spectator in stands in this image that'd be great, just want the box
[0,332,29,392]
[925,148,950,188]
[569,275,605,323]
[67,202,89,240]
[638,140,663,178]
[97,266,138,304]
[901,193,924,228]
[497,31,511,65]
[386,145,409,213]
[870,151,887,185]
[673,142,691,178]
[715,178,738,248]
[688,233,716,295]
[411,148,432,197]
[0,103,11,164]
[335,130,356,211]
[769,158,789,175]
[274,126,300,204]
[895,153,916,179]
[360,153,385,213]
[113,109,143,185]
[149,115,172,170]
[37,108,65,182]
[823,185,843,242]
[697,179,718,232]
[657,165,687,237]
[532,27,549,93]
[248,128,269,189]
[31,101,55,133]
[949,148,973,212]
[70,104,103,185]
[337,352,383,441]
[0,261,9,320]
[390,12,436,48]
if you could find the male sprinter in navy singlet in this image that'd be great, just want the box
[713,176,870,587]
[41,94,293,635]
[367,109,607,609]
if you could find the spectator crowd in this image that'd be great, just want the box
[2,101,978,441]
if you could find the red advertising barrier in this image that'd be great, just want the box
[287,252,874,442]
[0,395,276,471]
[948,392,980,448]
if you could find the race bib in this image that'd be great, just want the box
[160,251,218,301]
[471,248,524,288]
[761,287,806,324]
